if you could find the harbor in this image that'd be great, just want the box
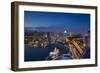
[24,29,90,61]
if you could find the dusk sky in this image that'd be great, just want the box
[24,11,90,33]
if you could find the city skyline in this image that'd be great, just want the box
[24,11,90,61]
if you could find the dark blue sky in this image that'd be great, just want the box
[24,11,90,33]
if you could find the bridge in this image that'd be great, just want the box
[67,37,84,59]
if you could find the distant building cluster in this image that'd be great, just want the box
[24,29,90,49]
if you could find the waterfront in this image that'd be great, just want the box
[24,27,90,61]
[24,11,90,61]
[24,47,90,61]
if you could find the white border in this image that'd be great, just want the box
[18,5,96,68]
